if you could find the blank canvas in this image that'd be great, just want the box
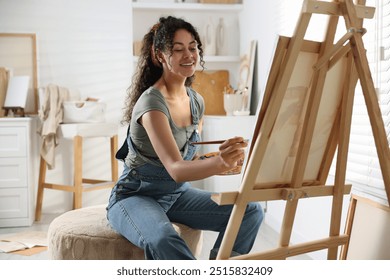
[4,76,30,108]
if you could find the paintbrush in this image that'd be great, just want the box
[190,139,249,145]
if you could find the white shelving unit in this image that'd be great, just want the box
[0,117,38,227]
[131,1,244,85]
[132,2,243,11]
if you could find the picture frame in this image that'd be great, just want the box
[0,33,38,116]
[236,40,257,114]
[340,194,390,259]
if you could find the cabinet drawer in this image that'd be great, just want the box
[0,158,27,188]
[0,126,27,157]
[0,188,28,219]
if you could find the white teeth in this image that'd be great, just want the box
[181,62,193,66]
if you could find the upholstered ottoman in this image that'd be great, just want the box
[48,205,203,259]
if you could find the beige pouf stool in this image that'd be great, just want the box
[48,205,203,260]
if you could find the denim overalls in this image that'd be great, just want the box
[107,89,263,260]
[107,89,200,212]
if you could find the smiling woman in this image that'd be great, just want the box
[105,16,264,260]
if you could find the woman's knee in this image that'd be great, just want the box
[245,202,264,226]
[146,222,179,249]
[144,222,195,259]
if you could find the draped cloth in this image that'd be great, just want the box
[37,84,70,169]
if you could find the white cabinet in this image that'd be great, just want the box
[0,118,37,227]
[199,115,256,192]
[131,1,243,85]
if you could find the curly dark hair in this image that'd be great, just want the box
[122,16,205,124]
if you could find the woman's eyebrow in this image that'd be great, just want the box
[173,40,197,46]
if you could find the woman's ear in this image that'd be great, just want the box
[151,49,164,67]
[157,53,165,64]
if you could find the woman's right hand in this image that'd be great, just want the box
[218,136,248,172]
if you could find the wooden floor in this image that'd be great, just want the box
[0,213,311,260]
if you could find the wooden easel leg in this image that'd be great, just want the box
[318,112,341,185]
[279,200,298,250]
[35,156,47,221]
[73,136,83,209]
[328,53,357,259]
[343,0,390,202]
[339,195,358,259]
[111,135,118,182]
[216,201,248,260]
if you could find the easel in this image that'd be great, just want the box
[211,0,390,260]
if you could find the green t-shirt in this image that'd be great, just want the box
[125,87,204,167]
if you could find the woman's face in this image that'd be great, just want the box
[162,29,199,78]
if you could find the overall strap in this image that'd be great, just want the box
[115,125,130,161]
[116,88,201,163]
[116,125,163,167]
[188,87,200,127]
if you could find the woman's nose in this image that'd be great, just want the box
[184,49,193,58]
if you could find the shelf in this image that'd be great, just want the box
[133,55,240,63]
[203,55,241,62]
[132,2,243,12]
[132,1,243,81]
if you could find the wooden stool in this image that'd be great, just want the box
[35,123,118,221]
[47,205,203,260]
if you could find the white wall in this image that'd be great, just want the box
[0,0,132,213]
[239,0,279,114]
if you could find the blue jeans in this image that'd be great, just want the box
[107,172,263,260]
[107,127,263,259]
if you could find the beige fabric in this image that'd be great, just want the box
[0,67,9,117]
[37,84,70,169]
[48,205,203,260]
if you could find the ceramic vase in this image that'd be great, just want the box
[203,17,216,56]
[216,17,229,56]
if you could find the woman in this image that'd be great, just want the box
[107,16,263,260]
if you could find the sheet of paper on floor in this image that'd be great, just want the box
[0,231,47,253]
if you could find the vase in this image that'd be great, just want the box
[203,17,216,56]
[216,17,229,56]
